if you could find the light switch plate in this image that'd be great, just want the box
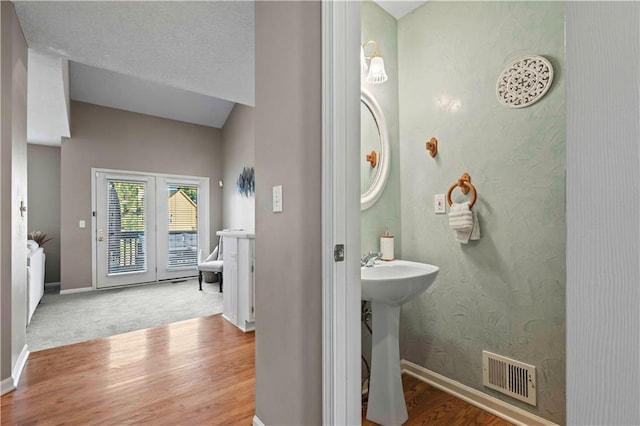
[434,194,446,214]
[79,220,86,228]
[272,185,283,212]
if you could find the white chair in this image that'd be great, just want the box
[197,246,223,292]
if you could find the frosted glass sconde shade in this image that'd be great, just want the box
[367,56,388,85]
[361,40,388,85]
[361,45,368,73]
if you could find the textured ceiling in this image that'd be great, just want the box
[14,1,253,142]
[14,1,255,106]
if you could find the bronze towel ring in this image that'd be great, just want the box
[446,172,477,208]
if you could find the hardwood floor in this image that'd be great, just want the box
[363,374,513,426]
[3,314,510,425]
[1,314,255,425]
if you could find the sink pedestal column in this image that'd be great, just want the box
[366,301,408,425]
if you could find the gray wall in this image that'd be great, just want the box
[566,2,640,425]
[361,1,401,257]
[254,1,323,424]
[27,144,61,283]
[397,2,565,423]
[60,101,223,291]
[221,103,255,232]
[1,1,28,385]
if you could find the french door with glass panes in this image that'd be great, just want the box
[156,177,208,281]
[95,170,209,289]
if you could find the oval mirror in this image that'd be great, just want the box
[361,88,390,211]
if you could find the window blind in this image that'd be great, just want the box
[107,181,147,275]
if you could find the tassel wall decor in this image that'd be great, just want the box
[236,166,255,197]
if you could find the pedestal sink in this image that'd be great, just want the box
[362,260,439,426]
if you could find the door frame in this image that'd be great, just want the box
[321,1,361,424]
[91,167,210,290]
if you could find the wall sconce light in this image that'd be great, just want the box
[361,41,388,85]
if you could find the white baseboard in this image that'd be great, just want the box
[400,360,558,426]
[44,281,60,288]
[60,287,94,295]
[0,377,15,396]
[12,344,30,388]
[252,415,265,426]
[241,321,255,333]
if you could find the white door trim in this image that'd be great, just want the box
[321,1,361,425]
[91,169,98,290]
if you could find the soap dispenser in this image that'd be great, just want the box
[380,226,394,261]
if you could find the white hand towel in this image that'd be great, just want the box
[449,202,480,244]
[449,203,473,231]
[470,210,481,241]
[450,216,474,230]
[456,209,481,244]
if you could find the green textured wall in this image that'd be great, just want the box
[361,1,401,258]
[397,2,565,423]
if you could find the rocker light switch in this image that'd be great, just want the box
[79,220,86,228]
[434,194,446,214]
[272,185,283,213]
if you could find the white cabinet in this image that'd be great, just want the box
[27,244,45,324]
[217,230,255,332]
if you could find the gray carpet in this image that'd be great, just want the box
[27,279,223,352]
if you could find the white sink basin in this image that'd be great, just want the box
[361,260,439,306]
[362,260,439,426]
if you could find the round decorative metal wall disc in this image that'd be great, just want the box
[496,55,554,108]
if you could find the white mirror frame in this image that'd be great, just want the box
[360,87,390,211]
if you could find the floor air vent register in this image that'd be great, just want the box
[482,350,537,406]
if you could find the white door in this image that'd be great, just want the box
[156,177,209,281]
[96,172,157,288]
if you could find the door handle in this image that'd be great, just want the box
[97,229,104,242]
